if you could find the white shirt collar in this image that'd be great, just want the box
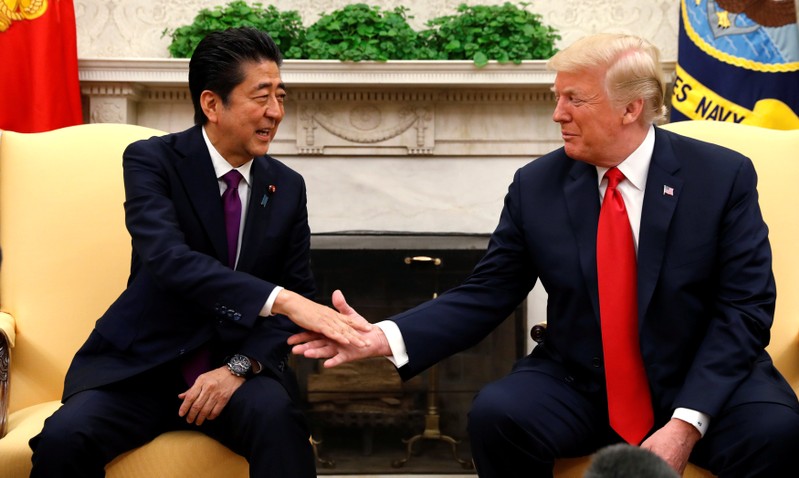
[201,126,253,185]
[595,125,655,192]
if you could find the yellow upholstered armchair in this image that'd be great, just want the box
[552,121,799,477]
[0,124,249,477]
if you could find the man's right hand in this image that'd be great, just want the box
[288,290,391,367]
[272,289,373,347]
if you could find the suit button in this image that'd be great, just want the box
[233,313,242,321]
[592,357,602,368]
[179,348,186,355]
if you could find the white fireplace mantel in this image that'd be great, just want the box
[80,58,563,88]
[79,58,675,156]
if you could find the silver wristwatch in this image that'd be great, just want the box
[226,354,252,378]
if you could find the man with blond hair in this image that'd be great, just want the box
[291,33,799,477]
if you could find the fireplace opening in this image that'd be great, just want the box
[295,233,526,474]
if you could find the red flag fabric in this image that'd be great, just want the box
[0,0,83,133]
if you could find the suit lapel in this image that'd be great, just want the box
[638,128,683,319]
[237,155,274,272]
[173,126,228,264]
[564,159,602,322]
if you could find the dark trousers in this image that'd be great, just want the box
[29,363,316,478]
[467,368,799,478]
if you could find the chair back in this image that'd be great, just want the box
[0,123,166,413]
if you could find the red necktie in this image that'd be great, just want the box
[596,167,653,445]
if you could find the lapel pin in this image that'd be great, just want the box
[260,185,276,207]
[663,185,674,197]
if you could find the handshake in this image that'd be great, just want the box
[278,289,392,367]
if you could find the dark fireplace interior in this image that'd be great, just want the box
[294,233,526,474]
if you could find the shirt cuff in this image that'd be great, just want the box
[260,286,284,316]
[375,320,409,368]
[672,407,710,437]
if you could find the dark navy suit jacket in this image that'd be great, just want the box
[392,126,796,424]
[63,124,315,400]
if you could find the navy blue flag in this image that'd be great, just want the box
[671,0,799,130]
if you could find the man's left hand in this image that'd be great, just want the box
[178,366,245,425]
[640,418,701,474]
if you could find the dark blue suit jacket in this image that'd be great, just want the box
[63,125,316,400]
[392,126,796,424]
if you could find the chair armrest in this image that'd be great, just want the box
[0,311,15,438]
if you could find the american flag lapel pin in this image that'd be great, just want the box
[663,185,674,197]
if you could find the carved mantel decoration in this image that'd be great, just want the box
[297,94,434,156]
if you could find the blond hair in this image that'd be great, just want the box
[547,33,667,124]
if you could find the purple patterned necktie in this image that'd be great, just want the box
[221,169,243,269]
[180,169,243,386]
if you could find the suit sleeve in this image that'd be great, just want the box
[393,168,538,378]
[675,156,776,416]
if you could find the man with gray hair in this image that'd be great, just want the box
[291,33,799,477]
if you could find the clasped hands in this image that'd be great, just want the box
[288,289,391,368]
[274,288,375,349]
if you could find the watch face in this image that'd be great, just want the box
[228,354,251,376]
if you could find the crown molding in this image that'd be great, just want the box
[79,58,676,88]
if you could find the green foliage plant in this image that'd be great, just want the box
[163,1,306,59]
[421,2,560,67]
[303,4,421,61]
[164,1,559,67]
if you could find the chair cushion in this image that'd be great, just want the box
[0,401,249,478]
[109,430,249,478]
[0,401,61,478]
